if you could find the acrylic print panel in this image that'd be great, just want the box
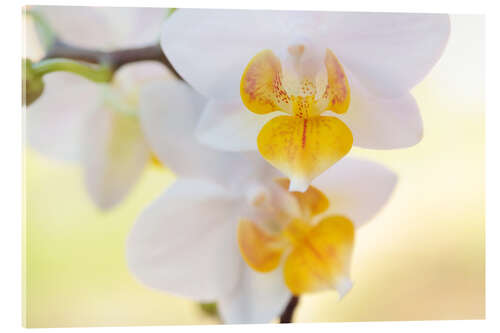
[22,6,484,327]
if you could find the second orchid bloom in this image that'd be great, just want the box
[126,81,398,322]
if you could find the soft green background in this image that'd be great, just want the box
[23,14,484,327]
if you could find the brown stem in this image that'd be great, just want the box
[44,39,182,80]
[279,296,299,323]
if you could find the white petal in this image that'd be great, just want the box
[113,61,171,87]
[319,12,450,97]
[24,13,45,60]
[218,263,291,324]
[105,7,167,48]
[126,179,241,301]
[196,99,279,152]
[312,157,397,227]
[139,80,222,178]
[33,6,115,49]
[161,9,295,99]
[139,80,277,191]
[162,10,448,99]
[139,79,208,175]
[336,276,353,300]
[337,74,423,149]
[233,152,284,194]
[34,6,166,49]
[26,72,100,161]
[81,105,149,210]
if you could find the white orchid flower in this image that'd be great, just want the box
[126,87,398,325]
[126,158,397,323]
[161,9,449,191]
[26,7,174,209]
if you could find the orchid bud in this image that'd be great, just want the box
[22,58,44,106]
[199,302,218,317]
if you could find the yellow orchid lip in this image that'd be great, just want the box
[237,179,355,296]
[240,48,353,192]
[257,115,353,192]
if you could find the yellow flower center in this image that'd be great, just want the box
[238,178,355,295]
[282,218,311,246]
[240,47,353,191]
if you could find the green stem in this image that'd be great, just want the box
[32,58,112,83]
[166,8,177,18]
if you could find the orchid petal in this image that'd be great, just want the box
[113,61,171,87]
[238,219,285,273]
[161,9,293,99]
[318,12,450,97]
[81,105,149,210]
[218,263,291,324]
[126,179,241,301]
[336,276,354,300]
[283,216,354,295]
[320,49,351,114]
[138,80,212,176]
[240,50,291,115]
[34,6,166,49]
[33,6,114,49]
[26,72,100,161]
[24,14,45,60]
[336,74,423,149]
[312,157,397,227]
[195,99,278,152]
[113,8,167,49]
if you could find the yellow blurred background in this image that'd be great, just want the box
[23,14,484,327]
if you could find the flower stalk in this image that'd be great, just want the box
[44,39,182,79]
[23,39,183,106]
[279,296,299,323]
[32,58,112,83]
